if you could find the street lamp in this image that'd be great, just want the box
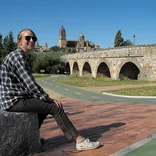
[133,35,136,45]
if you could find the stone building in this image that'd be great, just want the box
[35,42,49,52]
[59,25,100,52]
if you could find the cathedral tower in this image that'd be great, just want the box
[77,32,85,48]
[59,25,67,48]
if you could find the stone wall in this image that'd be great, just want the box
[62,44,156,59]
[0,110,41,156]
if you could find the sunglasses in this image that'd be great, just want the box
[23,36,37,42]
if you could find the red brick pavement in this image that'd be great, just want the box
[35,98,156,156]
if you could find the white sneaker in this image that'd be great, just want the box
[76,138,100,151]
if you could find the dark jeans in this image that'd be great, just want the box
[8,98,79,140]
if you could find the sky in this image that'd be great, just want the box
[0,0,156,48]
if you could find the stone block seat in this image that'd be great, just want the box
[0,109,41,156]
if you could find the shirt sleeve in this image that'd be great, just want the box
[13,54,49,101]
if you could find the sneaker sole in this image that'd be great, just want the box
[76,144,100,151]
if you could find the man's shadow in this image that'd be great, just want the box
[41,122,125,151]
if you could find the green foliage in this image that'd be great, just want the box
[28,50,38,68]
[67,48,77,53]
[3,31,17,56]
[0,33,3,58]
[123,39,133,46]
[0,56,5,64]
[50,45,60,51]
[114,30,124,47]
[0,31,17,61]
[114,30,134,47]
[32,52,65,74]
[50,45,76,53]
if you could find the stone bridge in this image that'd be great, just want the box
[61,44,156,81]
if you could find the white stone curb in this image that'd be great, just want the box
[103,92,156,99]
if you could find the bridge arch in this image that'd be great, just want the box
[65,62,70,74]
[73,62,79,76]
[118,60,141,80]
[82,62,92,76]
[96,60,111,78]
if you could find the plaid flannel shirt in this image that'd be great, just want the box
[0,48,49,110]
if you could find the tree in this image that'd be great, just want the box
[32,52,65,74]
[3,35,9,56]
[123,39,133,46]
[8,31,17,52]
[50,45,61,52]
[3,31,17,56]
[0,33,3,58]
[114,30,124,47]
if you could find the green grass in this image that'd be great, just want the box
[107,86,156,96]
[34,75,51,79]
[126,139,156,156]
[56,76,156,87]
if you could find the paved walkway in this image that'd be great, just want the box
[35,97,156,156]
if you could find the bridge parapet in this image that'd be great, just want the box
[62,44,156,60]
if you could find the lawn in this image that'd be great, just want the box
[56,76,155,87]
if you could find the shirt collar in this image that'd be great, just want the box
[17,47,29,60]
